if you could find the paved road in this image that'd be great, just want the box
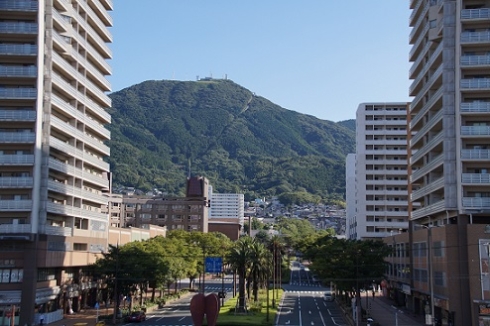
[276,261,349,326]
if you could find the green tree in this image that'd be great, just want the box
[227,236,254,311]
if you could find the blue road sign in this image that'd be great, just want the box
[205,256,222,273]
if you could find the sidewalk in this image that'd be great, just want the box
[48,308,109,326]
[360,291,426,326]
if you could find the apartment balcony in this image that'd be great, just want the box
[461,8,490,21]
[462,197,490,209]
[461,31,490,44]
[411,177,444,201]
[0,65,37,78]
[411,199,445,220]
[461,173,490,185]
[461,55,490,68]
[53,0,69,13]
[0,131,35,143]
[51,116,110,155]
[364,149,407,156]
[49,136,110,171]
[52,51,77,80]
[368,179,409,186]
[87,0,113,26]
[0,43,37,56]
[409,64,442,98]
[0,0,38,11]
[52,9,70,33]
[409,0,424,24]
[52,31,72,55]
[409,42,443,94]
[51,94,110,139]
[46,202,108,220]
[48,158,110,188]
[461,125,490,137]
[410,87,443,123]
[461,149,490,160]
[411,154,444,182]
[0,88,36,99]
[0,176,33,188]
[0,223,32,234]
[47,180,108,205]
[409,25,429,61]
[411,109,444,145]
[99,0,113,11]
[40,225,72,237]
[461,78,490,91]
[0,109,35,121]
[71,50,110,91]
[0,22,37,35]
[366,139,407,146]
[410,131,444,164]
[78,0,112,42]
[71,9,112,59]
[409,40,437,79]
[52,71,111,125]
[461,102,490,114]
[0,154,34,165]
[409,3,429,44]
[0,199,32,211]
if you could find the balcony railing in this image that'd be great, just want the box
[461,125,490,136]
[40,225,72,236]
[461,173,490,184]
[0,223,32,233]
[48,157,110,188]
[461,31,490,43]
[0,176,33,188]
[461,78,490,90]
[0,109,36,121]
[411,177,444,201]
[46,202,108,220]
[461,55,490,67]
[0,199,32,210]
[0,0,38,11]
[461,149,490,160]
[0,154,34,165]
[461,102,490,113]
[0,131,35,143]
[462,197,490,208]
[0,65,37,77]
[411,154,444,182]
[0,88,36,99]
[411,199,446,220]
[0,22,37,33]
[0,43,37,55]
[461,8,490,20]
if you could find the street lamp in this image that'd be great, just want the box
[418,224,435,326]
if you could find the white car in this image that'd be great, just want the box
[323,292,334,302]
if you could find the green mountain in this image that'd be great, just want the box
[107,79,355,200]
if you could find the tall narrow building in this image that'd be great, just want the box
[0,0,112,324]
[408,0,490,324]
[350,103,411,240]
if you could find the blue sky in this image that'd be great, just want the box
[109,1,412,122]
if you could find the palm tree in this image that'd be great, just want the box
[227,236,254,312]
[249,240,272,302]
[268,235,285,306]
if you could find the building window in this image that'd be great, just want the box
[434,271,445,286]
[433,241,444,257]
[74,243,87,251]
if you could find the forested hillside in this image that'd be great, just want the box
[107,79,355,200]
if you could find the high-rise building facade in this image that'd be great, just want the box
[350,103,410,240]
[0,0,113,324]
[208,186,244,226]
[408,0,490,324]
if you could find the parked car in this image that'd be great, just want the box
[125,311,146,322]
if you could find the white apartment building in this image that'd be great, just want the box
[0,1,112,324]
[350,102,410,240]
[408,1,490,324]
[345,153,356,239]
[208,186,244,225]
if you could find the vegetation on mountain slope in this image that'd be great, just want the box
[107,79,355,201]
